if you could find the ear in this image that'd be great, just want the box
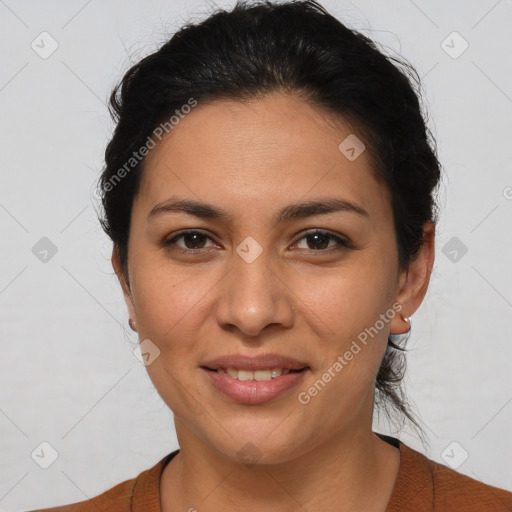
[111,246,137,328]
[390,221,435,334]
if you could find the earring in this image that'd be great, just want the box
[389,315,411,345]
[128,318,137,332]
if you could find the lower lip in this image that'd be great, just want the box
[201,367,309,405]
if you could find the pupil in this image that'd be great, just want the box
[309,233,328,250]
[183,233,330,250]
[185,233,206,249]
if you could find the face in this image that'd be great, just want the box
[114,92,431,464]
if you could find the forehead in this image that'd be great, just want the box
[136,92,390,221]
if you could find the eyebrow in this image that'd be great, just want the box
[148,195,369,227]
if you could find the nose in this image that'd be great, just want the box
[214,247,295,338]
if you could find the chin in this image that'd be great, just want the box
[203,429,308,467]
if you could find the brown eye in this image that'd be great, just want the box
[294,230,350,251]
[164,230,215,250]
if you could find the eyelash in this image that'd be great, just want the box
[162,229,351,254]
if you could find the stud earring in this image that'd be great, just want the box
[389,314,411,345]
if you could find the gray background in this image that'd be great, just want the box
[1,0,511,509]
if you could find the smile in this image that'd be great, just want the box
[207,367,306,381]
[201,366,309,404]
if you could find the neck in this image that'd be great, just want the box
[160,423,400,512]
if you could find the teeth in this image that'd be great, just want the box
[218,367,293,381]
[226,368,238,379]
[254,370,271,381]
[237,370,253,381]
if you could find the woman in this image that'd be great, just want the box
[31,0,512,510]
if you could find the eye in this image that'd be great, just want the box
[162,228,351,253]
[293,229,350,251]
[163,230,217,251]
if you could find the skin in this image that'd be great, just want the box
[112,92,435,511]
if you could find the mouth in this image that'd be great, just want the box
[201,366,309,381]
[200,365,310,405]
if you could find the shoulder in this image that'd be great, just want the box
[27,477,135,512]
[393,440,512,511]
[27,451,177,512]
[427,454,512,511]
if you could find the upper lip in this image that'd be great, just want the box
[201,353,310,371]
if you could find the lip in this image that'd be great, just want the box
[201,366,309,405]
[200,353,309,372]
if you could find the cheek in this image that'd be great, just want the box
[129,256,213,340]
[292,260,396,391]
[295,256,396,337]
[130,239,397,358]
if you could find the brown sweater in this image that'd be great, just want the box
[29,435,512,511]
